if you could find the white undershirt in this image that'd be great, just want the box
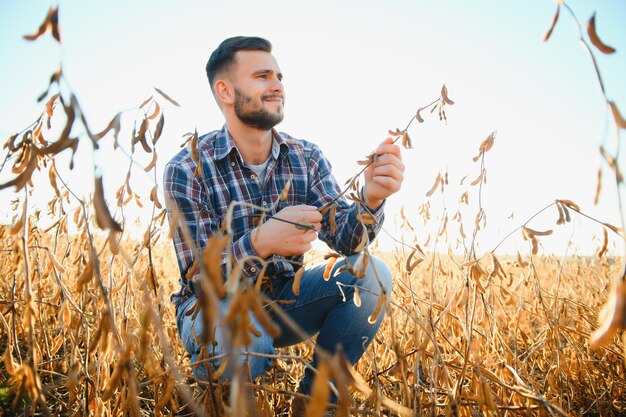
[248,157,271,186]
[246,137,280,186]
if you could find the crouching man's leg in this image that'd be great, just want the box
[175,295,275,383]
[271,254,393,396]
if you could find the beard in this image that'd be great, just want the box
[234,88,284,130]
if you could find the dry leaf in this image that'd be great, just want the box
[139,96,153,109]
[154,377,175,414]
[3,133,19,152]
[0,144,39,191]
[108,231,120,255]
[279,178,291,201]
[559,199,580,212]
[556,201,565,225]
[438,213,448,237]
[149,185,162,209]
[48,164,61,197]
[49,7,61,42]
[154,87,181,106]
[254,264,268,292]
[587,13,616,54]
[441,84,455,105]
[147,102,161,120]
[212,356,229,381]
[353,287,362,307]
[93,113,122,142]
[590,280,626,347]
[402,131,413,149]
[597,227,609,258]
[3,347,18,376]
[323,257,338,281]
[543,4,560,42]
[93,176,123,232]
[562,203,571,222]
[306,361,331,417]
[388,128,404,137]
[594,167,602,205]
[247,289,280,337]
[470,170,485,186]
[134,192,143,208]
[190,130,200,161]
[134,118,151,153]
[531,236,539,255]
[45,93,59,126]
[353,252,369,278]
[76,258,94,292]
[522,226,553,238]
[144,149,158,172]
[490,253,507,280]
[46,249,66,274]
[368,293,385,324]
[609,102,626,129]
[152,113,165,145]
[600,146,623,183]
[425,173,442,197]
[415,107,425,123]
[479,131,496,153]
[10,207,25,236]
[603,222,622,235]
[12,140,33,174]
[38,66,62,102]
[356,153,375,166]
[23,6,60,43]
[354,230,368,253]
[405,249,424,274]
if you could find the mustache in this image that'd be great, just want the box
[262,94,284,101]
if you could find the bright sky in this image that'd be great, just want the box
[1,1,625,256]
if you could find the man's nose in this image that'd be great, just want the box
[271,78,283,94]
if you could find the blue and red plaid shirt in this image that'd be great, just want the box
[163,126,385,308]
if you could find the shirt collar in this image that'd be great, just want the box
[213,125,288,161]
[212,126,236,161]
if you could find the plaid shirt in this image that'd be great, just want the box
[163,126,385,308]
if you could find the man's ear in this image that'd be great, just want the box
[214,79,235,106]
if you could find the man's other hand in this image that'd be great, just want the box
[251,205,322,258]
[363,137,405,210]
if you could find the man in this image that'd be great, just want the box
[164,36,404,414]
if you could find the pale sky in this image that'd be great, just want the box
[1,0,625,256]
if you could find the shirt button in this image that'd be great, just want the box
[262,201,267,206]
[230,161,235,166]
[250,174,256,179]
[250,267,257,273]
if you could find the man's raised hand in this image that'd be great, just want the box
[363,137,405,210]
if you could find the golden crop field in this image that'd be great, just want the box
[0,222,625,416]
[2,3,626,417]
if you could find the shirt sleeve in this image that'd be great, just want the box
[305,144,385,255]
[163,158,263,292]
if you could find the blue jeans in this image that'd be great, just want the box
[175,254,393,395]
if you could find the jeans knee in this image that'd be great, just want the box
[180,299,276,383]
[245,331,275,380]
[364,255,393,296]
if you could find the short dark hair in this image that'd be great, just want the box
[206,36,272,90]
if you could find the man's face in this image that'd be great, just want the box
[230,50,285,130]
